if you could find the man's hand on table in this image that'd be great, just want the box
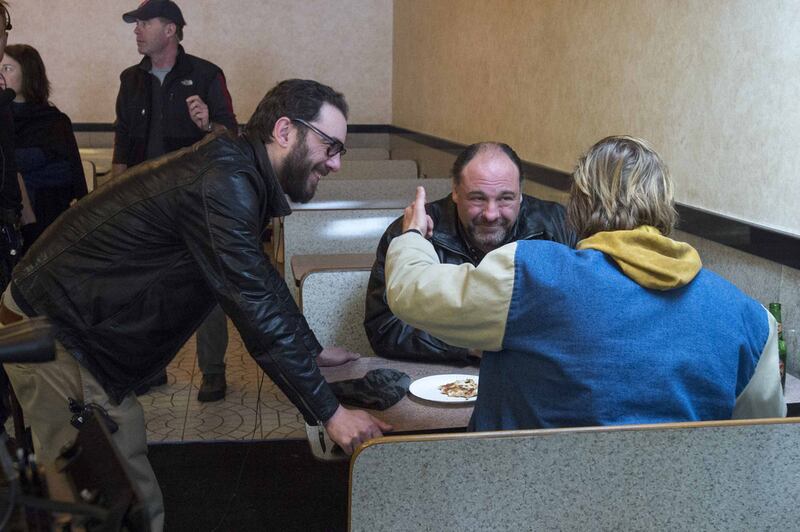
[317,346,360,367]
[324,406,393,455]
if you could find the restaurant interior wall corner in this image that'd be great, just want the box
[392,0,800,237]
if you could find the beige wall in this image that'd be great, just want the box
[8,0,393,124]
[394,0,800,236]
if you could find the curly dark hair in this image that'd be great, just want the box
[245,79,348,144]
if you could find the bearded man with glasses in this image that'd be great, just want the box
[1,79,388,532]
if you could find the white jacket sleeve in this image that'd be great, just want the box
[732,308,787,419]
[385,232,517,352]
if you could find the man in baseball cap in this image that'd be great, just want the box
[113,0,238,405]
[122,0,186,27]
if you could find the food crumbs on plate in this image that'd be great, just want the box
[438,378,477,399]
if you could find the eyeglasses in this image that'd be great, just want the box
[2,10,10,32]
[291,118,346,158]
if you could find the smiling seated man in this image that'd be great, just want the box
[385,135,785,431]
[364,142,575,363]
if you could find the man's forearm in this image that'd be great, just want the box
[385,232,514,352]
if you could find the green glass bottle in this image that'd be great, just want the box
[768,303,786,389]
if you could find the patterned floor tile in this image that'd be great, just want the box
[137,317,305,443]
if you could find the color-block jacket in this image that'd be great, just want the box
[385,226,785,430]
[11,132,339,425]
[364,194,575,363]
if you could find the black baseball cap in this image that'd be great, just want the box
[123,0,186,26]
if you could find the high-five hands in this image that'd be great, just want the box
[402,186,434,238]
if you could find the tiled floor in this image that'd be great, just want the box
[136,236,307,443]
[139,316,308,443]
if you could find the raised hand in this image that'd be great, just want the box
[402,186,434,238]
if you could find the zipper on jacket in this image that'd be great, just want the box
[317,425,327,453]
[431,236,473,263]
[522,230,545,240]
[274,369,324,430]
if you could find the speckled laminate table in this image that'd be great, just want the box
[321,357,478,433]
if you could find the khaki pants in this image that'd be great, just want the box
[2,290,164,532]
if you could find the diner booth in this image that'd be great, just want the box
[349,417,800,530]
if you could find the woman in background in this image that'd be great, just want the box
[2,43,86,254]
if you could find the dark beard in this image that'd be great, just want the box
[279,134,318,203]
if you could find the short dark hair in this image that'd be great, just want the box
[5,44,50,105]
[245,79,349,144]
[451,142,524,185]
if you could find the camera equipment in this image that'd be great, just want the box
[0,317,148,531]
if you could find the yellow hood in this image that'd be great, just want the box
[577,225,702,290]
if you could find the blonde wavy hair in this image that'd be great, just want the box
[567,136,678,240]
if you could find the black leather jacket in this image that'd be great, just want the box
[11,132,338,424]
[364,194,576,363]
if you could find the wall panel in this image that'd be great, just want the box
[394,0,800,235]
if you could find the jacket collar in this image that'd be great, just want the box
[243,132,292,218]
[430,194,547,261]
[137,45,190,80]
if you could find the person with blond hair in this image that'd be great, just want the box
[385,135,785,431]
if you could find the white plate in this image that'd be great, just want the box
[409,374,478,403]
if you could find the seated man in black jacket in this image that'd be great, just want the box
[364,142,576,363]
[1,79,389,532]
